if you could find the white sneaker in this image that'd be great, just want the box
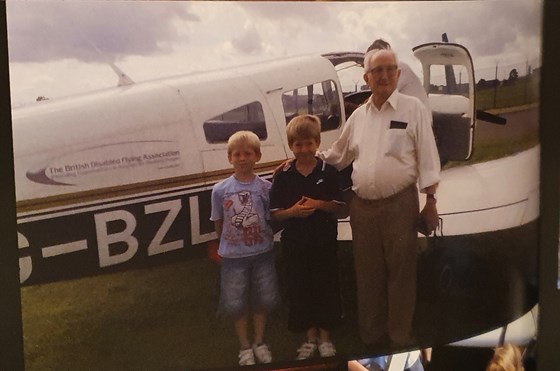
[252,343,272,363]
[318,341,336,357]
[238,348,255,366]
[296,342,317,360]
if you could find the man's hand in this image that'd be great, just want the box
[273,158,293,178]
[419,198,439,234]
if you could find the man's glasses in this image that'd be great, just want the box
[367,64,398,76]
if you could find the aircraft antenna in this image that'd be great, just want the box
[107,61,135,87]
[86,40,134,87]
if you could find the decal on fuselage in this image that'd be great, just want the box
[25,140,182,187]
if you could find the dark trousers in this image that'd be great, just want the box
[349,185,419,345]
[282,236,342,333]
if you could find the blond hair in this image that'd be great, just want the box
[227,131,261,155]
[486,344,525,371]
[286,114,321,146]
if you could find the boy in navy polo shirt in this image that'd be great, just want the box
[270,114,346,360]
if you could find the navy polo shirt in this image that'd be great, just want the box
[270,158,344,242]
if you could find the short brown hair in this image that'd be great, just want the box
[366,38,391,53]
[286,114,321,146]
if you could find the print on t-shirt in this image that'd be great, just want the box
[225,191,264,246]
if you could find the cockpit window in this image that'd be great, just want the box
[428,64,470,98]
[282,80,341,132]
[203,101,267,143]
[335,61,368,94]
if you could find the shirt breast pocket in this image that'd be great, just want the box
[384,127,409,158]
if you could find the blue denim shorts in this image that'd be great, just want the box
[218,250,280,319]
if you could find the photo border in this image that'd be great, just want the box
[0,2,24,370]
[536,0,560,370]
[1,1,558,370]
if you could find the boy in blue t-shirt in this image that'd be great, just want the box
[210,131,279,366]
[270,114,346,360]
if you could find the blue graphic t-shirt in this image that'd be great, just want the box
[210,175,274,258]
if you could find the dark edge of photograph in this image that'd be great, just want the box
[537,0,560,370]
[0,2,25,371]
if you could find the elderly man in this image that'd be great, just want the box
[344,39,429,119]
[366,38,430,110]
[321,48,440,347]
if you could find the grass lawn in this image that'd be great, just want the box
[476,77,539,111]
[21,243,368,370]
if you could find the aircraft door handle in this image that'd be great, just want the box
[266,87,283,94]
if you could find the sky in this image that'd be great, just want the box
[6,0,543,107]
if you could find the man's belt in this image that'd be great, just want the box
[355,184,417,207]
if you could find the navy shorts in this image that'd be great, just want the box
[218,250,280,319]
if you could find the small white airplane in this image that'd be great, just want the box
[12,36,539,365]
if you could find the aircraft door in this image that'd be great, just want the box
[413,42,476,163]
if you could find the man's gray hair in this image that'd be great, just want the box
[363,49,398,73]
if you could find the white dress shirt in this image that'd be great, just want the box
[321,90,440,200]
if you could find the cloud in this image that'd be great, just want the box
[390,1,543,60]
[239,2,333,25]
[7,1,541,65]
[7,0,543,106]
[230,22,264,55]
[6,1,199,63]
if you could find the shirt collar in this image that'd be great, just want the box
[366,89,399,112]
[285,157,324,175]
